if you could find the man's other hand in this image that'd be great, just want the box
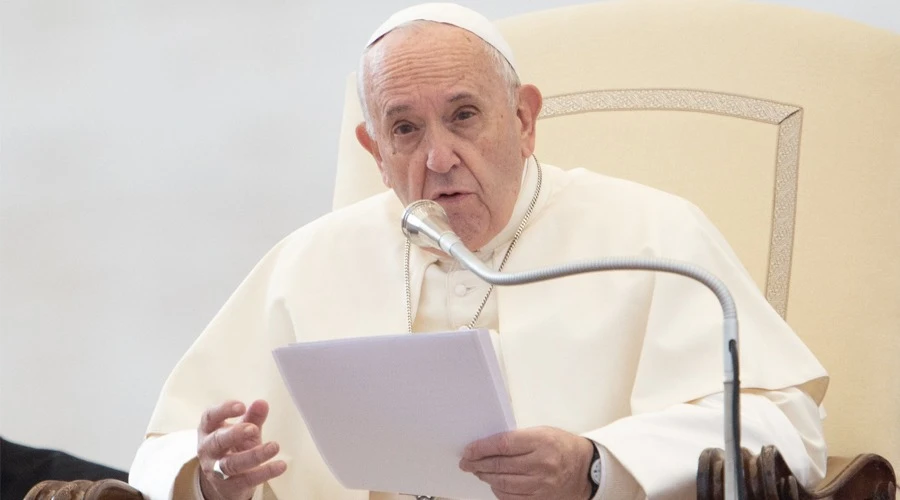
[459,426,594,500]
[197,400,287,500]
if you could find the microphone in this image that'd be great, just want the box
[402,199,745,500]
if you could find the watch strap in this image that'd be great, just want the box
[587,441,601,498]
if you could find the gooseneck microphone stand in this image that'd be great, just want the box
[402,200,745,500]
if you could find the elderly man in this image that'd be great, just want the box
[130,3,828,500]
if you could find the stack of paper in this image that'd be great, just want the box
[273,329,516,499]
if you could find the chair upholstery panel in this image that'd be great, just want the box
[333,0,900,467]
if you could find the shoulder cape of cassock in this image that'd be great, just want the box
[146,164,827,498]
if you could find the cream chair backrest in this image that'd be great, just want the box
[333,0,900,467]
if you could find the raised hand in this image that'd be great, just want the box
[197,400,287,500]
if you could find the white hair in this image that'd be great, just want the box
[357,20,521,136]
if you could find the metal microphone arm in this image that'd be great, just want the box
[402,200,745,500]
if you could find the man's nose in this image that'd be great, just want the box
[424,128,459,174]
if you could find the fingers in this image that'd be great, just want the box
[222,459,288,491]
[463,431,532,461]
[200,457,287,500]
[490,484,532,499]
[241,400,270,429]
[459,453,536,474]
[196,400,281,500]
[233,400,269,455]
[200,423,260,460]
[463,428,596,500]
[200,401,246,434]
[217,442,280,478]
[476,472,533,496]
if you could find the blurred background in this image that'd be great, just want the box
[1,0,897,472]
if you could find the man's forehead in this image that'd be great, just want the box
[367,28,498,98]
[365,2,518,76]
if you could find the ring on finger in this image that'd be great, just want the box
[213,459,230,480]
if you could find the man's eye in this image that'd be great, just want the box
[393,123,415,135]
[455,109,476,121]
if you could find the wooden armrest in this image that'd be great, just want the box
[697,445,896,500]
[818,454,897,500]
[24,478,143,500]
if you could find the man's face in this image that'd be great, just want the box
[357,23,540,250]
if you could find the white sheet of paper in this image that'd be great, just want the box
[272,329,516,499]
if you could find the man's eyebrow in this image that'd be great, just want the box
[384,104,411,120]
[384,94,475,119]
[449,92,476,103]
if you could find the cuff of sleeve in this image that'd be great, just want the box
[587,440,644,500]
[190,460,265,500]
[129,429,200,500]
[190,462,206,500]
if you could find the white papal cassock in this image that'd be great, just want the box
[130,157,829,499]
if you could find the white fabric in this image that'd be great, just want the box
[128,430,267,500]
[365,2,518,75]
[588,388,827,499]
[130,429,197,500]
[130,159,828,499]
[130,390,823,500]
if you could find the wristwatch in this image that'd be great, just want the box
[588,442,601,498]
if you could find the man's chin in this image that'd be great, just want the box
[446,220,490,251]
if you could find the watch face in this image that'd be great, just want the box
[591,458,602,484]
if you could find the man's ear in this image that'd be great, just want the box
[516,85,543,158]
[355,122,391,188]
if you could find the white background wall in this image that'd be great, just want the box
[1,0,897,472]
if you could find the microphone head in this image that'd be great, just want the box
[401,200,456,251]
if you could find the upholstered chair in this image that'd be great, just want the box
[334,0,899,497]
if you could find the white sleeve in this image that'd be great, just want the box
[129,431,266,500]
[585,387,826,498]
[129,430,201,500]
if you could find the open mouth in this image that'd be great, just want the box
[434,191,471,200]
[434,192,472,204]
